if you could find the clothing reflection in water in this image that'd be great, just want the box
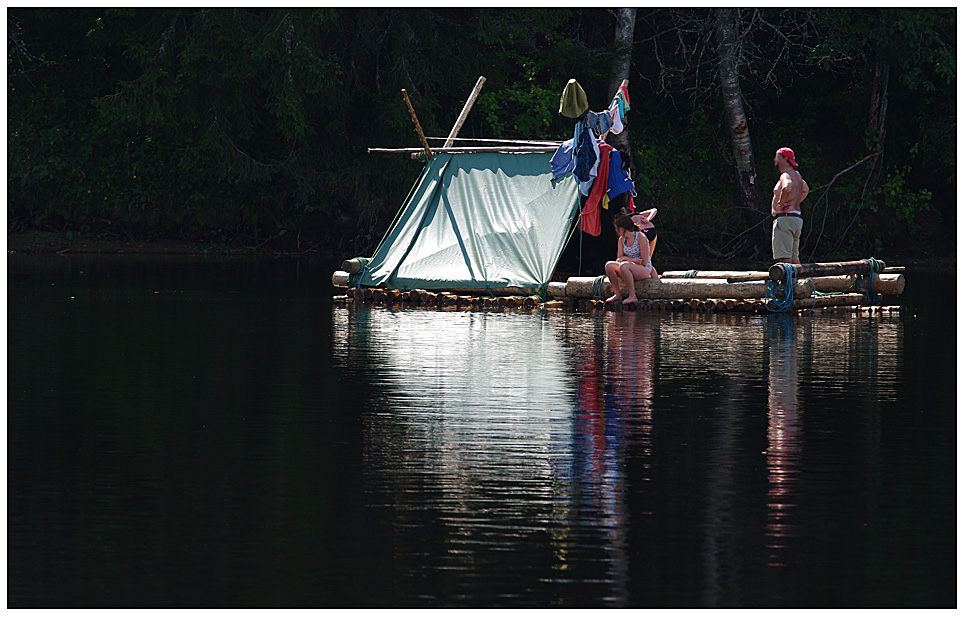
[764,314,804,568]
[336,307,655,605]
[571,312,656,604]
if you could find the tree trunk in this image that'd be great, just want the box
[606,8,636,176]
[867,51,889,186]
[714,8,770,252]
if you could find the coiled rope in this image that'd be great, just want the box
[591,275,607,300]
[765,263,798,313]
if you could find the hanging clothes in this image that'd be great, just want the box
[573,124,596,183]
[608,105,624,135]
[579,136,601,196]
[606,150,636,201]
[586,110,613,138]
[578,143,614,236]
[550,138,576,180]
[610,84,631,115]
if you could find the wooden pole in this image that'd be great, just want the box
[427,136,561,146]
[769,259,887,281]
[401,89,433,160]
[444,76,486,148]
[370,145,558,154]
[600,78,630,141]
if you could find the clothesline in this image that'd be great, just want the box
[425,137,562,146]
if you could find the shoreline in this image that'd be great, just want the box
[6,230,954,269]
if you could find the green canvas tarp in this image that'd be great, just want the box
[357,151,581,291]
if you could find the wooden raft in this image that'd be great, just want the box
[330,257,905,315]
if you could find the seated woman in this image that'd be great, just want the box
[604,214,657,304]
[630,208,660,280]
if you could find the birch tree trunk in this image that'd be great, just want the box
[714,8,770,251]
[607,8,636,175]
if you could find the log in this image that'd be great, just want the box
[547,281,568,298]
[444,76,486,148]
[332,270,350,288]
[663,269,904,294]
[341,258,365,274]
[811,273,905,295]
[788,293,882,309]
[663,270,764,279]
[563,277,813,300]
[769,259,886,281]
[401,89,433,160]
[544,300,564,310]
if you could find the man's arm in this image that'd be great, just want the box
[771,179,784,212]
[799,178,810,203]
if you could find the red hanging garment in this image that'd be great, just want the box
[578,143,613,236]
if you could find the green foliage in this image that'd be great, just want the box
[7,8,957,258]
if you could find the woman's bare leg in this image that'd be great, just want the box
[604,261,623,302]
[619,262,650,303]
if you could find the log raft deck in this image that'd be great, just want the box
[340,77,904,315]
[331,259,906,315]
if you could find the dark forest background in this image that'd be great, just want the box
[7,8,956,260]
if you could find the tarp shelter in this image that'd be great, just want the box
[355,151,581,292]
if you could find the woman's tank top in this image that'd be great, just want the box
[623,232,642,260]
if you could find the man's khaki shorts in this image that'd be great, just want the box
[772,216,803,261]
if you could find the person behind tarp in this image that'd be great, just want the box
[630,208,660,280]
[604,214,657,305]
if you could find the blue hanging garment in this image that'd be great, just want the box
[606,150,636,200]
[573,124,595,182]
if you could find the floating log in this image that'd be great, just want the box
[788,293,882,309]
[663,270,763,280]
[563,277,813,300]
[769,259,886,281]
[664,267,903,293]
[547,281,568,298]
[332,270,350,287]
[341,258,365,274]
[811,273,905,295]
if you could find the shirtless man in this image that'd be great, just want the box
[771,147,809,265]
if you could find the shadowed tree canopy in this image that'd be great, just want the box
[8,8,955,260]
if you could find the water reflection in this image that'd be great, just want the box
[334,305,907,606]
[764,314,804,568]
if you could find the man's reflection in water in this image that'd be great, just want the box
[764,314,804,568]
[571,311,657,606]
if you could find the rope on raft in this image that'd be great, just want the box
[591,275,607,300]
[765,263,797,313]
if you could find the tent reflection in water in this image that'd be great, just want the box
[355,151,581,292]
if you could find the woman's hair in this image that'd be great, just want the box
[614,214,640,233]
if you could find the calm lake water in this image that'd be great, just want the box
[7,254,956,607]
